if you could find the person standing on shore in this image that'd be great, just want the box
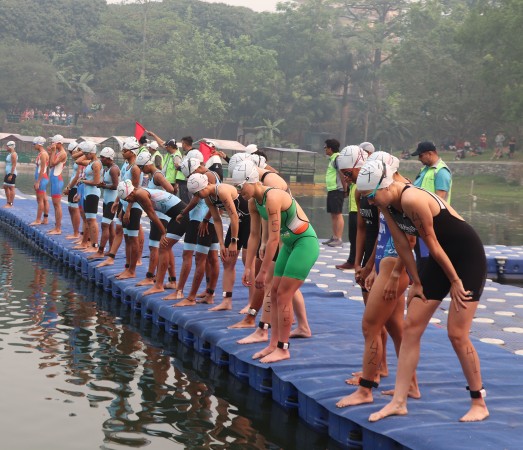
[30,136,50,226]
[323,139,346,247]
[411,141,452,276]
[3,141,17,208]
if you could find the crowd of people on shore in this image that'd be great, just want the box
[2,134,489,423]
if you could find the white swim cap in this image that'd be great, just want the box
[122,136,140,153]
[147,141,159,150]
[117,179,134,200]
[6,141,15,148]
[228,152,248,176]
[248,153,267,169]
[79,140,97,154]
[368,151,400,174]
[180,157,202,178]
[360,142,375,154]
[245,144,258,154]
[187,173,209,194]
[339,145,361,156]
[357,160,394,192]
[337,146,367,170]
[186,149,204,162]
[32,136,46,146]
[136,151,153,167]
[51,134,64,144]
[232,160,260,186]
[99,147,115,160]
[67,141,78,152]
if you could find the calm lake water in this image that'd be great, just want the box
[0,228,334,450]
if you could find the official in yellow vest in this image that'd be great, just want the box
[323,138,346,247]
[411,141,453,273]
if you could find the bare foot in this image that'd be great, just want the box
[87,252,105,260]
[29,221,42,226]
[173,298,196,307]
[136,278,155,287]
[162,290,184,300]
[96,258,115,268]
[208,301,232,311]
[459,403,489,422]
[196,291,207,299]
[47,228,58,234]
[66,234,80,240]
[83,247,99,253]
[42,218,49,225]
[73,244,89,250]
[228,316,256,329]
[237,328,268,344]
[239,304,250,314]
[252,345,276,360]
[290,327,312,339]
[368,401,408,422]
[260,348,290,364]
[336,388,373,408]
[143,286,165,296]
[2,204,13,208]
[196,294,215,305]
[48,229,62,235]
[136,259,143,266]
[164,281,177,289]
[382,385,421,399]
[116,271,136,280]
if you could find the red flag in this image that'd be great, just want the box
[199,141,214,163]
[135,121,146,140]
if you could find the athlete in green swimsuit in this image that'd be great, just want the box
[232,160,319,363]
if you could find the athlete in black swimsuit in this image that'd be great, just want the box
[356,159,488,424]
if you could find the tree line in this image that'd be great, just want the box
[0,0,520,151]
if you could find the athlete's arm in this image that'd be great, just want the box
[153,172,174,193]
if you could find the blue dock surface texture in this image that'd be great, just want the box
[2,191,523,449]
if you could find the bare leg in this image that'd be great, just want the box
[209,251,239,311]
[136,246,158,286]
[447,302,489,422]
[143,240,177,296]
[259,277,304,363]
[369,299,439,422]
[48,196,62,234]
[289,289,312,338]
[176,249,194,294]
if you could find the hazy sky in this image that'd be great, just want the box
[107,0,280,13]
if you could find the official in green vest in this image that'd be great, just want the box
[147,140,163,170]
[323,138,346,247]
[411,140,453,275]
[411,141,452,202]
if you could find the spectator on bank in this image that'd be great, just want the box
[508,137,516,159]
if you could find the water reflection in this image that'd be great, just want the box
[0,228,334,449]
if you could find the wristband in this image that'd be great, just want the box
[203,218,210,223]
[231,237,238,243]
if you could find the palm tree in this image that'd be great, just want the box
[254,118,285,147]
[56,70,95,108]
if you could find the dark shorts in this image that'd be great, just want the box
[125,207,142,233]
[149,218,169,245]
[3,174,16,185]
[224,215,250,250]
[165,203,189,240]
[327,190,345,214]
[84,194,99,216]
[196,222,219,252]
[68,187,78,204]
[102,201,115,223]
[184,220,200,246]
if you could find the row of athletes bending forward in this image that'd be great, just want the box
[30,134,488,423]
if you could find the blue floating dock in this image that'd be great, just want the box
[2,191,523,449]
